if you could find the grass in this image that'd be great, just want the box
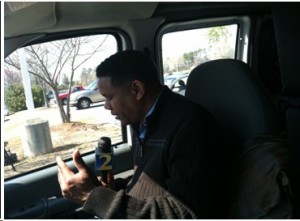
[4,122,122,179]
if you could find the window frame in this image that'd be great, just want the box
[4,30,131,180]
[156,16,251,81]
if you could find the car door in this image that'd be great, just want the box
[5,2,297,219]
[4,12,134,218]
[3,3,240,218]
[89,85,106,103]
[4,145,133,219]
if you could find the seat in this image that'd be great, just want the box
[273,5,300,217]
[186,59,278,148]
[185,59,293,218]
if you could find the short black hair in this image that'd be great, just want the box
[96,50,159,86]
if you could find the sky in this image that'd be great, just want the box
[3,34,118,85]
[162,29,209,59]
[162,25,237,60]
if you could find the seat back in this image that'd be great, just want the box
[186,59,278,153]
[185,59,293,218]
[273,5,300,217]
[229,136,293,218]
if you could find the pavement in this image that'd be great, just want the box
[3,102,119,141]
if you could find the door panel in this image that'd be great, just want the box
[4,144,133,219]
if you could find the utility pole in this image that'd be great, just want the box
[19,48,34,110]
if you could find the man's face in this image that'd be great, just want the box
[98,77,143,126]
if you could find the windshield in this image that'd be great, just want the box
[85,80,98,90]
[164,77,175,85]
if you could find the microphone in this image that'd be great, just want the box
[95,137,113,183]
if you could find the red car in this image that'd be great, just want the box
[58,86,84,105]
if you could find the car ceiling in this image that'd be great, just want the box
[4,2,159,38]
[4,2,277,38]
[4,2,274,57]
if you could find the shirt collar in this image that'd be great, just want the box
[143,87,164,122]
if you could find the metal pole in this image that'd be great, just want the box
[19,48,35,110]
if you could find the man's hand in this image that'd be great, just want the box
[56,149,101,204]
[98,171,116,189]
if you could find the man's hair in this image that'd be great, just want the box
[96,50,159,86]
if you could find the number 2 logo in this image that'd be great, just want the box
[99,154,112,170]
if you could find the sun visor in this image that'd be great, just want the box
[4,2,56,38]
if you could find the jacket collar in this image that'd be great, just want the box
[132,86,171,132]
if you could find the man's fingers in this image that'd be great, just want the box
[97,171,114,188]
[57,170,66,188]
[107,171,115,183]
[57,168,69,195]
[56,156,74,177]
[73,149,89,172]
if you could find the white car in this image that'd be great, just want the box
[164,73,189,95]
[69,80,105,109]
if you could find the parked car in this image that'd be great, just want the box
[69,81,105,109]
[4,2,300,219]
[45,90,64,102]
[164,73,189,95]
[52,86,85,105]
[45,90,54,101]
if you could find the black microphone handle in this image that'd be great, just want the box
[101,171,108,183]
[97,137,112,183]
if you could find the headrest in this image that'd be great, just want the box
[186,59,277,144]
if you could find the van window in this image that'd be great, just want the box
[162,24,238,92]
[3,34,121,179]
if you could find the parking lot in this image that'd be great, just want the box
[3,102,119,140]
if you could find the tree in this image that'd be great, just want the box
[4,58,50,108]
[208,26,229,44]
[5,42,73,122]
[64,35,110,121]
[80,67,95,85]
[5,35,111,123]
[183,51,197,68]
[5,84,44,112]
[62,74,70,86]
[207,26,234,59]
[80,68,89,86]
[5,84,26,112]
[31,84,45,108]
[163,63,171,74]
[4,68,22,88]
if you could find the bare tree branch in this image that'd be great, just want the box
[5,34,113,123]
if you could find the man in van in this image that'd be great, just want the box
[56,50,219,218]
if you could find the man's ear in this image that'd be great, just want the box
[131,80,145,100]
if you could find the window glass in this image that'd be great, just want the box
[3,34,122,179]
[162,24,237,94]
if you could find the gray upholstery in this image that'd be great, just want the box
[185,59,293,218]
[273,6,300,217]
[186,59,278,149]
